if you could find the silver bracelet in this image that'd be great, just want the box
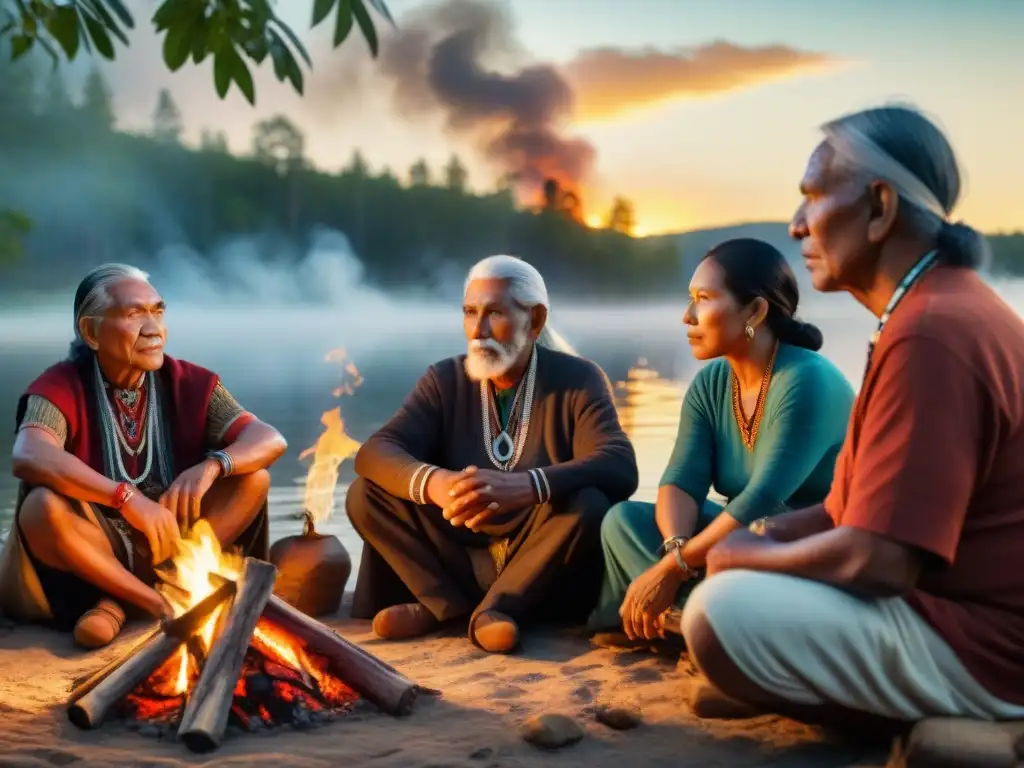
[672,547,696,579]
[207,450,233,477]
[659,535,689,557]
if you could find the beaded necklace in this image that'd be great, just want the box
[862,250,938,381]
[731,341,779,451]
[480,346,537,471]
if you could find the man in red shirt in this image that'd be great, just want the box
[680,106,1024,729]
[0,264,287,649]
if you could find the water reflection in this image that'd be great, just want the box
[0,356,684,582]
[615,359,683,501]
[268,360,684,575]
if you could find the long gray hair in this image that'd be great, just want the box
[464,254,578,355]
[821,105,988,269]
[69,263,151,361]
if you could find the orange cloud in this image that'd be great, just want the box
[561,41,842,121]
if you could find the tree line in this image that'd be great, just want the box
[0,55,676,297]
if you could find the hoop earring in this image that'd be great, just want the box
[745,325,755,341]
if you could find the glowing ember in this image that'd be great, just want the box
[298,349,363,527]
[121,522,360,735]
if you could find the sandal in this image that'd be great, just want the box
[73,598,126,649]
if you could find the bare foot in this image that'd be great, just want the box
[372,603,440,640]
[472,610,519,653]
[73,598,126,649]
[689,680,761,720]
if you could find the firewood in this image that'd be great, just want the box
[67,581,236,729]
[261,594,425,715]
[177,558,278,754]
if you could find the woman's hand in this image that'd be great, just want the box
[619,554,690,641]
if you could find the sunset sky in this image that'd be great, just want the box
[100,0,1023,235]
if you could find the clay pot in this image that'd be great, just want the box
[268,513,351,618]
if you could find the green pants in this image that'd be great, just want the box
[588,498,722,630]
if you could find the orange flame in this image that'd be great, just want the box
[298,349,363,527]
[157,520,242,695]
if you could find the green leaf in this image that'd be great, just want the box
[232,48,255,104]
[285,54,303,95]
[81,13,115,58]
[100,0,134,29]
[333,0,353,47]
[213,47,232,98]
[351,0,377,56]
[190,35,208,63]
[272,18,311,66]
[161,22,192,70]
[2,209,33,234]
[46,5,79,59]
[80,0,129,45]
[366,0,395,26]
[10,34,32,60]
[152,0,198,32]
[268,32,290,78]
[244,35,269,64]
[311,0,335,27]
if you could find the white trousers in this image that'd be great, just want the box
[680,570,1024,722]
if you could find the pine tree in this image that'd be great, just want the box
[408,159,430,186]
[152,88,183,143]
[80,68,115,130]
[444,154,468,193]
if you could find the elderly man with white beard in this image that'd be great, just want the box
[346,255,638,653]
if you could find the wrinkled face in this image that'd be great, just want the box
[682,259,753,360]
[790,141,877,293]
[84,278,167,372]
[462,278,537,382]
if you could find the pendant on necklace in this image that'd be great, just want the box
[115,388,139,409]
[492,431,515,462]
[120,412,138,441]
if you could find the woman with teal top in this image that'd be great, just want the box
[590,238,854,641]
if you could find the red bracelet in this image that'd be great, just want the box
[110,482,134,509]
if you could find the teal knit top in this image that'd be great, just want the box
[660,343,854,525]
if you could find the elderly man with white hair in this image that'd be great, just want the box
[346,255,638,653]
[0,263,287,649]
[681,105,1024,737]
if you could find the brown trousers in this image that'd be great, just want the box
[345,477,609,631]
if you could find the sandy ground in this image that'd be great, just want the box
[0,605,897,768]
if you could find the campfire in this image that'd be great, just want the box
[67,522,430,753]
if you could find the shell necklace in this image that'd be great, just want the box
[480,346,537,471]
[731,341,778,451]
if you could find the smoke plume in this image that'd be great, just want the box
[379,0,594,195]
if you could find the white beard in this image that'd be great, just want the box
[465,323,530,382]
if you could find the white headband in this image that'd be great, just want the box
[823,124,948,220]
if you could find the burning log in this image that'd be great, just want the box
[177,558,278,754]
[261,591,425,715]
[205,570,425,714]
[67,580,236,729]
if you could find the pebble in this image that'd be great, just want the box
[520,714,584,750]
[596,705,642,730]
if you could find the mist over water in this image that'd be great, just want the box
[4,229,1024,570]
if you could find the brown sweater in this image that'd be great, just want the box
[354,345,639,506]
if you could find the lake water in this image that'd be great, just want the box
[2,279,1018,575]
